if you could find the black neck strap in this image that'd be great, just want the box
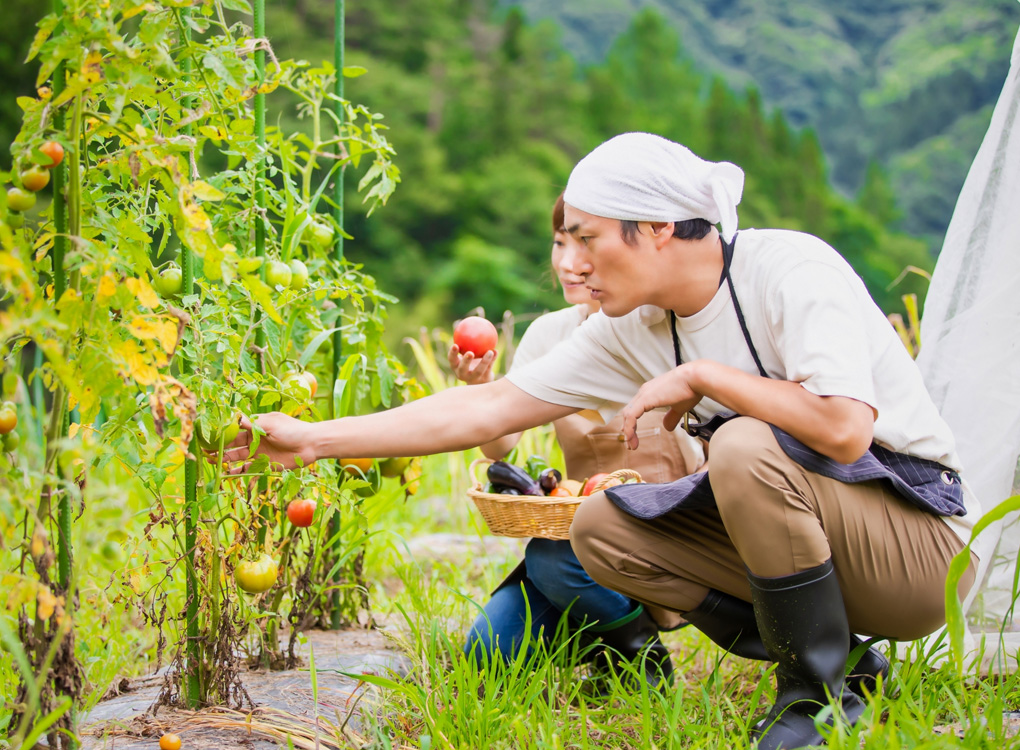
[669,232,767,378]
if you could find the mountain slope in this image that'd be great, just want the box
[502,0,1020,248]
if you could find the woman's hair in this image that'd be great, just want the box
[552,193,566,234]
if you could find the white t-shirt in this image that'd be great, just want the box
[506,228,980,543]
[510,304,706,469]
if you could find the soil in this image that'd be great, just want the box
[78,627,410,749]
[77,532,524,749]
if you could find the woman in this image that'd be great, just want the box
[447,194,705,687]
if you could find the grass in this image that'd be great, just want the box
[3,444,1020,748]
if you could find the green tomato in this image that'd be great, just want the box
[196,411,241,452]
[379,456,412,478]
[281,373,312,403]
[306,221,334,249]
[154,265,183,297]
[346,469,385,497]
[5,212,24,229]
[6,187,36,213]
[266,260,292,289]
[2,431,19,452]
[289,259,309,290]
[234,553,279,594]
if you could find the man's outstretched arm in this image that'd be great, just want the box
[221,378,577,472]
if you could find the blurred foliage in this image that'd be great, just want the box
[505,0,1018,250]
[2,0,944,343]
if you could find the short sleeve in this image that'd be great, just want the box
[506,313,646,415]
[769,261,877,409]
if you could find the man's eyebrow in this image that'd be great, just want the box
[565,223,582,235]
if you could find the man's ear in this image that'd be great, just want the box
[648,221,674,247]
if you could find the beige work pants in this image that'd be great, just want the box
[570,417,976,640]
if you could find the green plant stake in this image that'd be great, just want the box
[330,0,346,631]
[179,11,201,711]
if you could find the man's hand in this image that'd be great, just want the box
[218,412,320,474]
[448,344,497,385]
[618,364,704,449]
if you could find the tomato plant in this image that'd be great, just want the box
[1,0,414,724]
[286,498,316,527]
[453,316,498,357]
[195,411,241,452]
[20,166,50,192]
[265,260,293,288]
[5,186,35,212]
[0,403,17,435]
[306,220,334,249]
[379,456,411,477]
[39,140,64,169]
[153,264,183,297]
[234,554,280,594]
[288,259,309,289]
[340,457,374,475]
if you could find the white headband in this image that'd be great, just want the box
[564,132,744,242]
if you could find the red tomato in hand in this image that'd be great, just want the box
[453,316,498,358]
[286,498,316,527]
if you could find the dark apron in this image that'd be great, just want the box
[606,233,967,522]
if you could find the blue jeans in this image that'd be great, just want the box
[464,538,634,661]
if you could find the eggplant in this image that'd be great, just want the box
[538,467,562,493]
[487,460,544,496]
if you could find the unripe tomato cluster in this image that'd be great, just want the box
[4,141,64,228]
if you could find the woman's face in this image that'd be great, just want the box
[552,229,599,311]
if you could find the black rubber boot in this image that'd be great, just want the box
[684,589,889,697]
[587,604,675,691]
[748,560,866,750]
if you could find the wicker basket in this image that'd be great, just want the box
[467,459,642,540]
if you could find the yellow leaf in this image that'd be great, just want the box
[191,180,225,202]
[127,316,158,340]
[126,277,160,309]
[156,320,178,355]
[97,273,117,298]
[82,50,104,85]
[68,422,80,438]
[37,586,56,620]
[182,201,211,232]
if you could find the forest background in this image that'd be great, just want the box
[2,0,1017,345]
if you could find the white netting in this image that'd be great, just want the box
[916,22,1020,657]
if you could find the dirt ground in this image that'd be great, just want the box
[79,627,410,749]
[77,533,525,749]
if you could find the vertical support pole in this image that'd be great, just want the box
[253,0,271,552]
[329,0,346,631]
[179,12,201,710]
[50,0,75,738]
